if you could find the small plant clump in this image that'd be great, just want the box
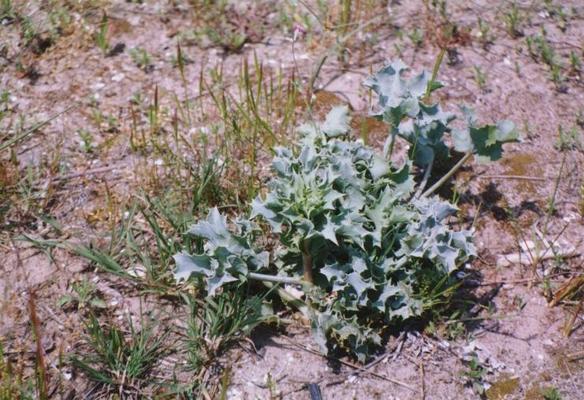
[173,60,518,361]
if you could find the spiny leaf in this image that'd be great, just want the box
[322,105,351,137]
[174,252,212,281]
[453,107,520,163]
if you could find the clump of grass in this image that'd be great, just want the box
[476,17,494,49]
[71,314,167,397]
[408,28,424,49]
[94,13,109,54]
[184,287,267,371]
[0,0,15,22]
[555,125,582,151]
[569,51,581,75]
[20,16,37,47]
[130,47,153,72]
[543,386,563,400]
[188,0,251,52]
[503,2,523,38]
[472,65,488,91]
[1,342,35,400]
[77,129,94,153]
[69,199,196,292]
[525,31,569,92]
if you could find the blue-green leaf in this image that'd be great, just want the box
[173,252,213,281]
[322,106,351,137]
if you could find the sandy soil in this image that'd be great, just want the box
[1,1,584,399]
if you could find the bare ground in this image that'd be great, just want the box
[1,1,584,399]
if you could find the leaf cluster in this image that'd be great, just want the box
[363,60,519,168]
[174,60,519,361]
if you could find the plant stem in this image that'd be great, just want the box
[1,104,77,152]
[424,48,446,103]
[248,272,307,286]
[414,153,434,198]
[385,129,397,159]
[543,151,566,235]
[422,152,472,198]
[261,281,310,316]
[302,240,314,283]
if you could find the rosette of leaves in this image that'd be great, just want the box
[175,105,476,361]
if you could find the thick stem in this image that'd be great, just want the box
[414,153,434,199]
[302,240,314,283]
[385,130,397,160]
[422,152,472,198]
[261,281,311,317]
[248,272,307,286]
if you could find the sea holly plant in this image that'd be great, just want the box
[173,60,518,361]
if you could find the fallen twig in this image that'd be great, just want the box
[277,336,417,392]
[477,174,547,181]
[496,247,579,268]
[420,362,426,400]
[48,165,121,183]
[476,272,574,287]
[0,104,77,152]
[567,351,584,362]
[564,298,583,337]
[550,275,584,307]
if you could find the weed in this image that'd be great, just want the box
[28,291,49,400]
[58,279,107,311]
[540,42,555,68]
[77,129,94,153]
[338,0,353,38]
[20,17,37,47]
[569,51,581,74]
[0,91,10,124]
[472,65,488,91]
[503,2,523,38]
[90,106,119,133]
[476,18,493,49]
[130,47,153,72]
[543,386,563,400]
[550,64,566,92]
[0,0,14,22]
[47,6,73,39]
[555,125,582,151]
[265,372,281,399]
[423,0,471,52]
[407,28,424,49]
[461,354,488,395]
[205,27,246,53]
[577,110,584,128]
[71,313,167,396]
[189,0,252,52]
[184,287,267,371]
[0,342,35,400]
[544,0,570,32]
[170,46,189,69]
[95,13,109,54]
